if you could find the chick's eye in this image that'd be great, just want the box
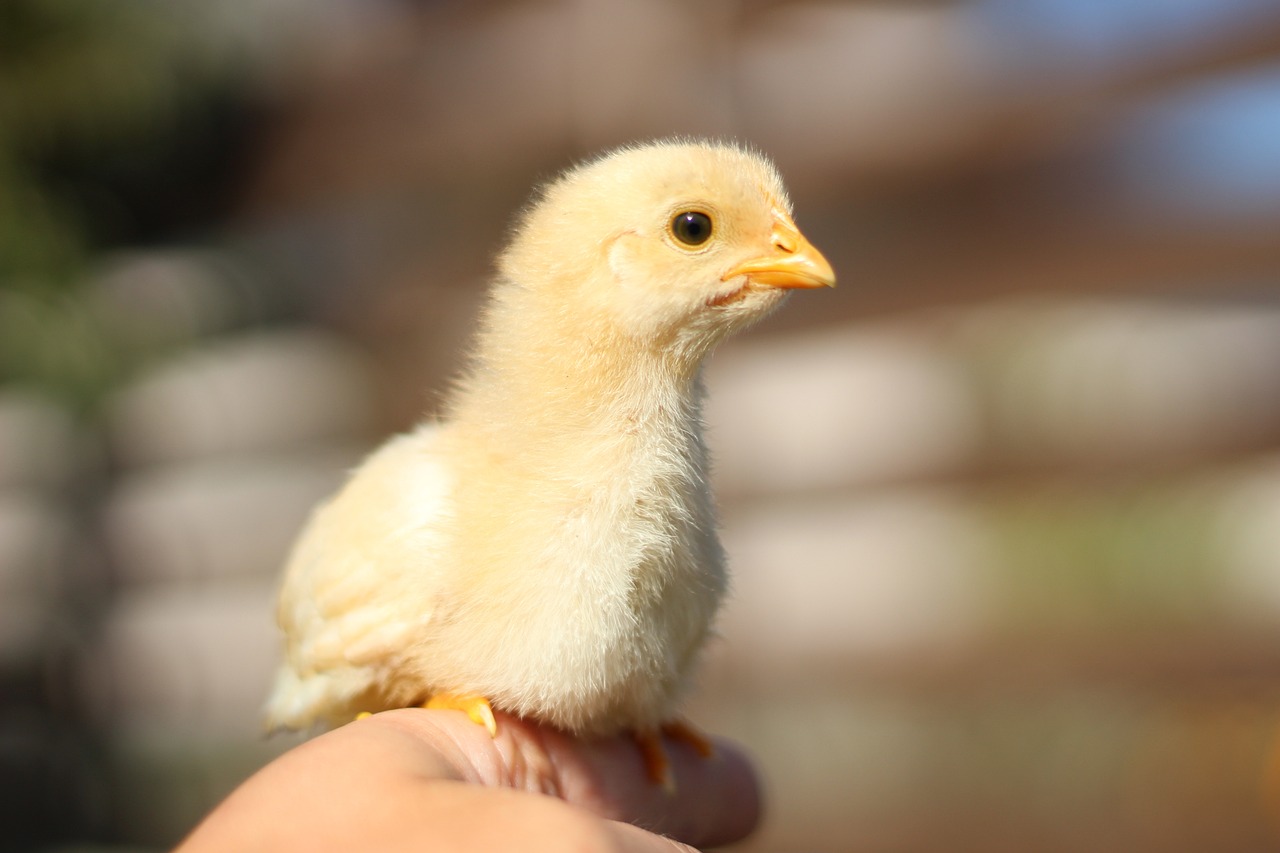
[671,211,713,247]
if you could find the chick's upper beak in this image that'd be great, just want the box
[722,214,836,290]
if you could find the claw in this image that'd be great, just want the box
[663,718,715,759]
[635,719,716,793]
[425,693,498,737]
[635,730,676,794]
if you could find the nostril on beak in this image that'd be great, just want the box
[774,232,798,254]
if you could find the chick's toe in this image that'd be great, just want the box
[426,693,498,737]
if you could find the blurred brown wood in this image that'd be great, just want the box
[796,6,1280,194]
[723,626,1280,697]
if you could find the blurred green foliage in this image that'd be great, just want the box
[0,0,251,407]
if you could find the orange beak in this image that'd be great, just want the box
[721,212,836,290]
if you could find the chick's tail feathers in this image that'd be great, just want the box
[262,663,373,732]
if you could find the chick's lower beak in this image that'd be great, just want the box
[722,217,836,290]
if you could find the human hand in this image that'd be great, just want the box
[177,708,762,852]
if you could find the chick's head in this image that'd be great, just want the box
[498,140,834,360]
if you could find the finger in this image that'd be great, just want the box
[368,709,761,849]
[606,819,701,853]
[355,716,706,853]
[535,724,763,849]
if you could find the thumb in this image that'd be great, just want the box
[606,820,703,853]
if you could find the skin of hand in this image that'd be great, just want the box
[175,709,762,852]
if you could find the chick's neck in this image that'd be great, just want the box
[446,284,712,468]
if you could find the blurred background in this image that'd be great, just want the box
[2,0,1279,850]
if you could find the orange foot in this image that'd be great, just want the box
[425,692,498,737]
[635,719,716,793]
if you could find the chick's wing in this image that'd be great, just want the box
[267,425,453,728]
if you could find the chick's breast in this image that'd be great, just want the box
[419,400,727,735]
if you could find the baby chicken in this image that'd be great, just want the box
[265,139,834,783]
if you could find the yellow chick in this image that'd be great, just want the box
[264,139,834,783]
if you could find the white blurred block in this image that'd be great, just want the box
[720,490,991,665]
[1218,457,1280,620]
[737,3,981,187]
[974,300,1280,463]
[0,495,72,668]
[0,391,81,493]
[88,250,244,350]
[0,494,70,599]
[103,450,360,584]
[706,325,982,493]
[108,330,376,468]
[87,582,281,737]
